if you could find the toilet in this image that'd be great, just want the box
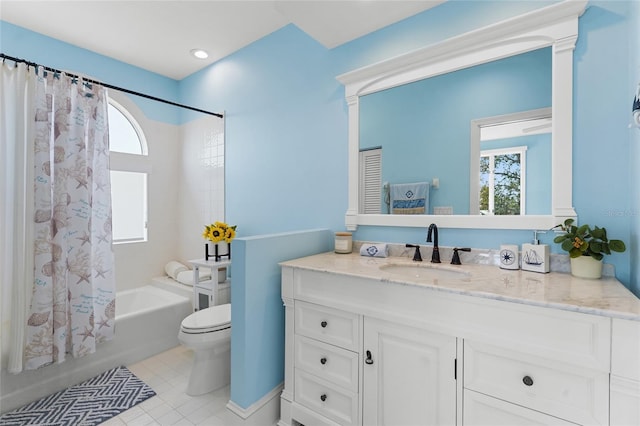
[178,303,231,396]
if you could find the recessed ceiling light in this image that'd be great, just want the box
[190,49,209,59]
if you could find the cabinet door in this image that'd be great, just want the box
[363,317,457,426]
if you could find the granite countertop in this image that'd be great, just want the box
[281,251,640,321]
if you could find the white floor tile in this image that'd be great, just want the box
[125,411,157,426]
[117,405,146,423]
[97,345,274,426]
[179,395,218,416]
[146,399,175,421]
[155,408,185,425]
[183,402,218,425]
[138,395,165,412]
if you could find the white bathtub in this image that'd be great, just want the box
[0,285,191,413]
[117,284,190,320]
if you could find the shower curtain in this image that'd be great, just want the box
[1,62,36,374]
[0,61,116,372]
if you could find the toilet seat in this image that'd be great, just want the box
[181,303,231,334]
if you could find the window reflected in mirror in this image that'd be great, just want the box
[479,148,525,215]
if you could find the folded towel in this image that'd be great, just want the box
[391,182,429,214]
[360,243,389,258]
[165,261,189,280]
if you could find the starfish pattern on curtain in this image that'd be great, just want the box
[24,68,115,370]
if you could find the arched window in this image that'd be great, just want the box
[108,99,149,243]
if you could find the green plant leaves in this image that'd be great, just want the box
[553,220,626,260]
[553,234,569,244]
[590,226,607,241]
[576,224,590,236]
[609,240,626,252]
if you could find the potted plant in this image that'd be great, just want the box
[203,221,237,262]
[553,218,626,279]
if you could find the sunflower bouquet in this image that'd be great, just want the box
[203,221,237,244]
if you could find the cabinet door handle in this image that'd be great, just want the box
[320,320,328,328]
[320,393,327,402]
[365,350,374,365]
[522,375,534,386]
[320,357,327,365]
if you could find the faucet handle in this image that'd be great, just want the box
[405,244,423,262]
[451,247,471,265]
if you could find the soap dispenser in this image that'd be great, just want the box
[521,231,550,273]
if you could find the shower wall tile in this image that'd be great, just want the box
[179,116,225,262]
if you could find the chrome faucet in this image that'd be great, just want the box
[426,223,441,263]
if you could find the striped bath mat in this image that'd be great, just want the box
[0,366,156,425]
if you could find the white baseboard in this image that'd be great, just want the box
[226,383,283,425]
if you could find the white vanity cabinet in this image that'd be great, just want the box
[280,267,460,426]
[279,254,640,426]
[287,298,457,426]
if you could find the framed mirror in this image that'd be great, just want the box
[337,0,586,230]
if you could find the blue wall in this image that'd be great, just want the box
[571,1,634,292]
[230,230,333,409]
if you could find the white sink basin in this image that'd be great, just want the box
[379,263,470,280]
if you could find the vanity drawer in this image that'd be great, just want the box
[461,298,611,371]
[463,389,577,426]
[464,340,609,425]
[295,301,360,351]
[295,336,358,392]
[294,368,359,426]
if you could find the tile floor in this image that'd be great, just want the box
[101,345,244,426]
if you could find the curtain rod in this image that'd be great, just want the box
[1,53,223,119]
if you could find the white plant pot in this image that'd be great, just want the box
[205,241,231,262]
[570,256,603,279]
